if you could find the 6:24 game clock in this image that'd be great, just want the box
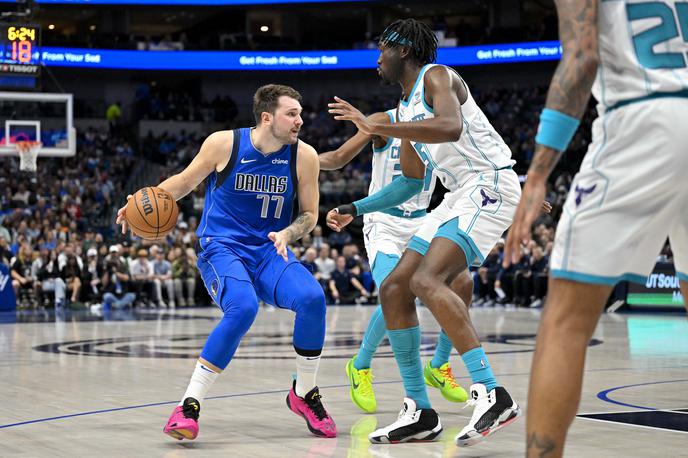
[1,24,41,76]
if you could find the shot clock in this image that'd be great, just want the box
[1,24,41,76]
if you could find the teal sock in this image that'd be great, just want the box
[354,305,387,370]
[430,329,453,368]
[387,326,431,409]
[461,347,498,391]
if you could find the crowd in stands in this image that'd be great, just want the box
[134,83,239,124]
[43,13,558,52]
[2,83,674,311]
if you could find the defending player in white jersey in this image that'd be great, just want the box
[319,109,471,414]
[327,19,521,445]
[504,0,688,456]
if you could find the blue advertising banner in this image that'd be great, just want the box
[4,0,373,4]
[0,263,16,311]
[37,41,562,71]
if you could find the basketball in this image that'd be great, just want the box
[125,186,179,240]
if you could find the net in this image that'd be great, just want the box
[16,141,41,173]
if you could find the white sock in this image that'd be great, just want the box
[295,354,321,397]
[179,360,220,406]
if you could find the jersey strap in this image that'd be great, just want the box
[216,128,242,188]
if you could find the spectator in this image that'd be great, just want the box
[301,247,319,279]
[60,252,83,305]
[152,250,175,308]
[101,245,136,309]
[311,225,325,250]
[130,248,155,307]
[329,256,369,305]
[36,249,66,307]
[106,101,122,135]
[172,252,196,307]
[11,244,35,307]
[328,229,352,252]
[83,247,105,304]
[314,244,335,287]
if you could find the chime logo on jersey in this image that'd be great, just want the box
[234,173,288,194]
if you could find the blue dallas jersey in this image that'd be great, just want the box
[197,128,298,246]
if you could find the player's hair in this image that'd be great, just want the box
[253,84,302,124]
[379,19,438,65]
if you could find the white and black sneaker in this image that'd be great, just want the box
[455,383,521,447]
[369,398,442,444]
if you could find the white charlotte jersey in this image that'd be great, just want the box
[369,109,436,215]
[594,0,688,112]
[397,64,515,192]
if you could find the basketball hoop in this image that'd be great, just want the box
[16,141,41,173]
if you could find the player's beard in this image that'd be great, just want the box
[379,54,404,86]
[271,124,298,145]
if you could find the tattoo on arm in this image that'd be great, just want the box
[283,212,315,243]
[529,147,562,178]
[547,0,599,118]
[526,432,557,457]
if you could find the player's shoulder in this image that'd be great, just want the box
[296,139,318,159]
[205,129,235,147]
[425,64,460,83]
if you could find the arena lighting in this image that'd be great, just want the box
[48,24,55,30]
[260,25,269,32]
[39,41,563,70]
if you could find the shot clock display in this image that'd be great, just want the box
[1,24,41,76]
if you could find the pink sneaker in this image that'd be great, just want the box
[286,381,337,438]
[163,397,200,440]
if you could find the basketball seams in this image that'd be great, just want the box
[128,186,177,239]
[132,191,149,230]
[149,186,161,240]
[127,219,163,238]
[158,192,176,231]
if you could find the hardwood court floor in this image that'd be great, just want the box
[1,305,687,457]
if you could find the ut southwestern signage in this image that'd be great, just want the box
[39,41,562,71]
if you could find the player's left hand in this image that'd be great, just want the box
[268,231,290,262]
[504,178,547,267]
[328,97,373,135]
[541,201,552,214]
[326,208,354,232]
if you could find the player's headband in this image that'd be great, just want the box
[379,30,413,48]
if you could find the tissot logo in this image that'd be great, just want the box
[272,158,289,165]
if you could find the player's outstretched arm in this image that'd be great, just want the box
[328,67,462,143]
[504,0,598,267]
[268,142,320,261]
[326,139,426,231]
[116,130,230,234]
[318,112,391,170]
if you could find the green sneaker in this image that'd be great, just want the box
[345,356,377,413]
[423,361,468,402]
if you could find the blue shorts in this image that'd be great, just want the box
[196,237,302,307]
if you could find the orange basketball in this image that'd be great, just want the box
[125,186,179,240]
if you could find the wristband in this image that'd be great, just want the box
[335,204,357,216]
[535,108,580,153]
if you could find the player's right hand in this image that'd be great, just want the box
[115,194,133,235]
[326,208,353,232]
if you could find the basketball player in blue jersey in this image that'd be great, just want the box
[503,0,688,456]
[319,111,472,413]
[116,84,336,440]
[327,19,522,445]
